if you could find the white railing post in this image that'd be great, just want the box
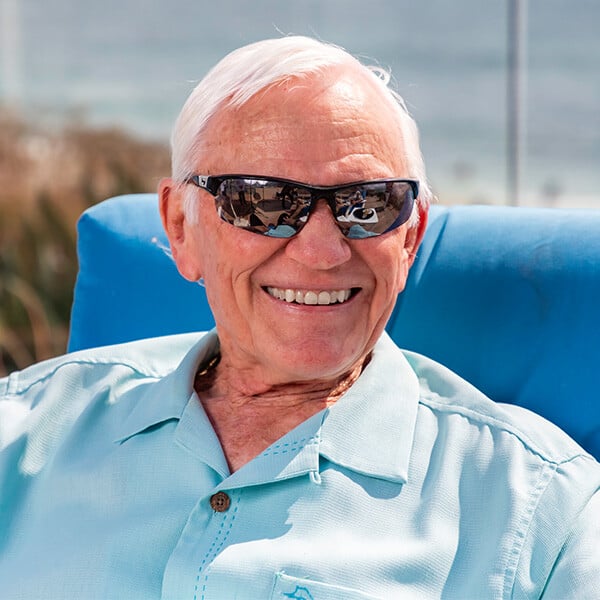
[507,0,528,206]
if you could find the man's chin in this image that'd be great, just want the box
[258,340,367,385]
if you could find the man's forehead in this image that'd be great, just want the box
[197,67,407,172]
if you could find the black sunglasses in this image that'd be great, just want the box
[184,174,419,239]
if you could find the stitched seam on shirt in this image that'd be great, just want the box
[418,395,584,464]
[4,359,167,397]
[260,435,320,457]
[194,493,240,600]
[502,461,557,599]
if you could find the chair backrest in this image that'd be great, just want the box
[69,194,600,459]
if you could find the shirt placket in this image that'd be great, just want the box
[161,427,322,599]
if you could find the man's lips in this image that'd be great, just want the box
[264,286,357,305]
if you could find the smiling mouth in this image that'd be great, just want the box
[265,286,357,305]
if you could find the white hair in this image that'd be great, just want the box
[171,36,432,226]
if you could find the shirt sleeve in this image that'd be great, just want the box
[541,488,600,599]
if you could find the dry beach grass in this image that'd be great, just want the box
[0,108,170,375]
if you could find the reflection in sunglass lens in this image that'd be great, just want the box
[212,177,416,238]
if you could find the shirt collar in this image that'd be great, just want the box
[113,331,219,444]
[114,330,420,487]
[318,331,420,484]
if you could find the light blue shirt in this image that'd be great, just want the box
[1,331,599,599]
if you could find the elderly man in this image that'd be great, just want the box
[1,37,599,599]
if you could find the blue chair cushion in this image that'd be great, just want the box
[69,194,214,350]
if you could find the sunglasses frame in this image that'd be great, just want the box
[184,174,419,238]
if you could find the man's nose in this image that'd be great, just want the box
[284,199,352,269]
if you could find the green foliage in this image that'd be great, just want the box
[0,109,170,375]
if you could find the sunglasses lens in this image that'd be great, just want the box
[213,178,415,238]
[214,178,309,237]
[336,181,415,239]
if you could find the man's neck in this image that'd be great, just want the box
[194,355,368,472]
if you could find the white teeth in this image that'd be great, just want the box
[266,287,352,305]
[318,291,331,305]
[305,291,318,305]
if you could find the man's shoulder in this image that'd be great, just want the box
[0,332,207,452]
[402,349,594,467]
[1,332,205,397]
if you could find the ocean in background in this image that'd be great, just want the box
[1,0,599,207]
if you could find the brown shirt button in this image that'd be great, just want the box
[210,491,231,512]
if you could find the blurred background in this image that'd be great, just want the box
[1,0,599,374]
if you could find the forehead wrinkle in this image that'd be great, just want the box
[306,159,398,185]
[245,115,400,163]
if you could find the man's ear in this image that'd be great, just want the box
[395,203,428,294]
[404,203,429,269]
[158,177,203,282]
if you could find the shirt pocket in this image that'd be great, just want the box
[271,571,383,600]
